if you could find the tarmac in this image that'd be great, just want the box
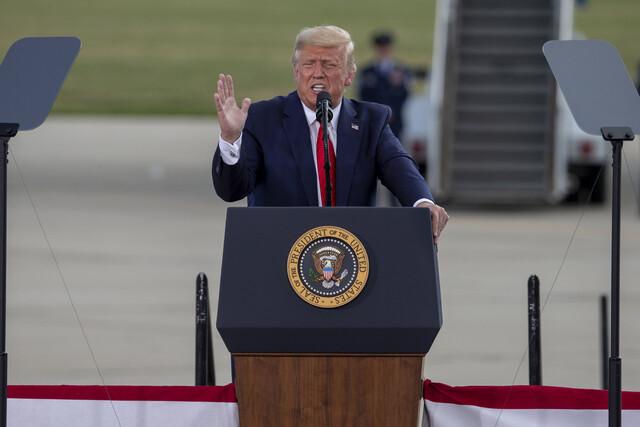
[6,115,640,392]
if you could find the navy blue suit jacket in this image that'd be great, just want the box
[212,91,433,207]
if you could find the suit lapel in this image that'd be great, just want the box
[336,98,361,206]
[282,92,319,206]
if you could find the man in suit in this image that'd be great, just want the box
[212,25,448,244]
[359,31,411,141]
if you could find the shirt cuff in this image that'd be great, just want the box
[413,198,434,207]
[218,133,242,165]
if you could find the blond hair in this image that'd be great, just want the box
[291,25,357,74]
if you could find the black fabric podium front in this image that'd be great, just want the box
[216,207,442,426]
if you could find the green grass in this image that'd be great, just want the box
[574,0,640,70]
[1,0,638,115]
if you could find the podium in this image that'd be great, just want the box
[217,207,442,426]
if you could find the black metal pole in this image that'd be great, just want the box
[609,138,623,427]
[0,124,17,427]
[0,136,8,427]
[206,311,214,386]
[599,127,633,427]
[195,275,206,385]
[601,294,609,390]
[195,272,215,386]
[528,274,542,386]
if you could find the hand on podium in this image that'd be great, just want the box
[417,201,449,245]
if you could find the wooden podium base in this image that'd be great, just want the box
[233,353,424,427]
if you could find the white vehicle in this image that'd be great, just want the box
[411,0,609,204]
[401,81,432,176]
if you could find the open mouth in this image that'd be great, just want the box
[311,84,325,93]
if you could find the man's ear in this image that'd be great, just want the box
[344,71,356,87]
[293,64,300,85]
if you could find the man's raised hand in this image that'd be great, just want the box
[214,74,251,143]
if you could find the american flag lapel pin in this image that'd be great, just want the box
[351,123,359,131]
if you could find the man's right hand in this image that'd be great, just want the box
[214,74,251,143]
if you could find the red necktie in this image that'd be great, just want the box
[316,123,336,206]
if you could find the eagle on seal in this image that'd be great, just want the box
[312,246,347,287]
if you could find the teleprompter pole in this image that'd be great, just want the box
[601,294,609,391]
[0,37,80,427]
[0,124,18,427]
[601,126,634,427]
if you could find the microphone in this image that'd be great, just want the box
[315,91,333,123]
[315,91,333,206]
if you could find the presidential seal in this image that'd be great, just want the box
[287,226,369,308]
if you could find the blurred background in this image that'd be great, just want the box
[3,0,640,392]
[4,0,639,117]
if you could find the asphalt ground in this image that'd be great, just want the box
[6,116,640,392]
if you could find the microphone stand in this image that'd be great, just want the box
[321,108,332,207]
